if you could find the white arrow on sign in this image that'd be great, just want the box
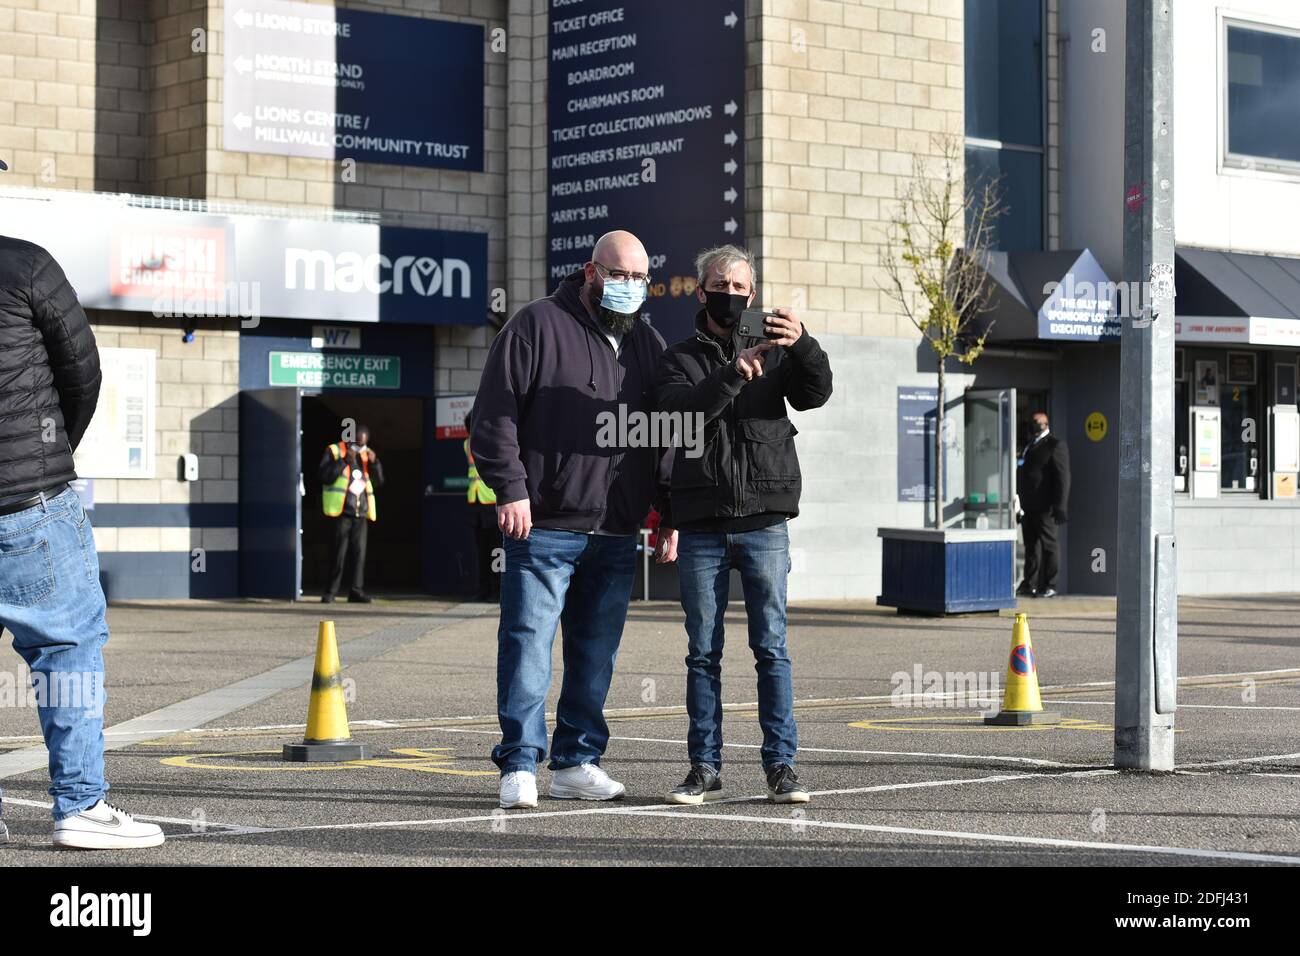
[724,218,738,234]
[724,11,738,28]
[233,112,252,131]
[234,8,252,28]
[724,100,738,117]
[723,188,738,204]
[723,130,738,147]
[723,159,738,175]
[234,55,253,75]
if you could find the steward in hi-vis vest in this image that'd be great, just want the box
[465,437,497,506]
[464,412,500,602]
[318,426,385,604]
[323,441,378,520]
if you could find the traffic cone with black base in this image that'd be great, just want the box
[985,612,1060,726]
[283,621,371,761]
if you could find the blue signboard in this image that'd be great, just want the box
[547,2,746,346]
[224,0,484,171]
[898,387,944,503]
[1036,249,1121,341]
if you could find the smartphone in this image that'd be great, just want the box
[736,309,782,349]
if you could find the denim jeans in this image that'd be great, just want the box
[677,520,796,772]
[492,529,637,774]
[0,486,109,820]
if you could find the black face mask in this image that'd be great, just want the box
[596,304,639,336]
[703,290,748,328]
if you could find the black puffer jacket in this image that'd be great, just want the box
[0,236,101,497]
[655,311,833,526]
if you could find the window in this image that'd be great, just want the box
[964,0,1045,250]
[965,147,1043,253]
[1225,22,1300,172]
[1219,381,1259,491]
[1179,351,1264,494]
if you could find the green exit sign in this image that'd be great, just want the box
[269,352,401,390]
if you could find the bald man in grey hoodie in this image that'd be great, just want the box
[470,231,676,810]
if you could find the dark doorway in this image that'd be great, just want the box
[301,394,425,596]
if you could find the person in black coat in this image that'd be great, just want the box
[0,236,163,849]
[654,244,833,806]
[1017,411,1071,598]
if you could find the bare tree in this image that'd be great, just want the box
[882,135,1003,528]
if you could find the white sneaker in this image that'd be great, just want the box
[52,800,165,850]
[499,770,538,809]
[0,818,8,845]
[549,763,626,801]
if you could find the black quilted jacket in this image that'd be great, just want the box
[0,235,101,497]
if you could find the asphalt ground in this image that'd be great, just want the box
[0,594,1297,866]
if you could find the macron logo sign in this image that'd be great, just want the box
[284,248,472,298]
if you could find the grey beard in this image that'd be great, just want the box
[597,305,640,336]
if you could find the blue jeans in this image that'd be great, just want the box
[493,529,637,774]
[677,520,796,772]
[0,486,109,820]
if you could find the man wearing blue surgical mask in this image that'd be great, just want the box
[470,230,675,810]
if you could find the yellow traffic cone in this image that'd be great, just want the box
[283,621,371,761]
[984,613,1060,726]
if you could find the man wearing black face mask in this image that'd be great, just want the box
[1016,411,1070,598]
[654,244,832,807]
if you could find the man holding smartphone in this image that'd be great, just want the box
[654,244,833,805]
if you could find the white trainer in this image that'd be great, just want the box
[499,770,539,809]
[549,763,626,801]
[0,818,8,845]
[53,800,165,850]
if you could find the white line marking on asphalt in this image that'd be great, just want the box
[611,811,1300,865]
[1061,667,1300,688]
[1037,700,1300,712]
[0,796,271,832]
[166,771,1065,840]
[164,769,1300,865]
[1181,752,1300,769]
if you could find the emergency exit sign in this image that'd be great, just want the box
[269,351,401,389]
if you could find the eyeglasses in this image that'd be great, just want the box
[593,261,651,286]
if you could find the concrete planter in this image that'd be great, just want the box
[877,527,1018,615]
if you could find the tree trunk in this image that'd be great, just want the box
[934,362,945,529]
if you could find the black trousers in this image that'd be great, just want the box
[327,514,369,596]
[1021,511,1060,592]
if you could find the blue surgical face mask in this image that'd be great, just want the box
[600,278,647,315]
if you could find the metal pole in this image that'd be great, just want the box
[1115,0,1177,770]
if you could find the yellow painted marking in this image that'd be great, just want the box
[848,715,1113,733]
[160,746,496,776]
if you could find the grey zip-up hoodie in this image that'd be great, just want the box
[469,272,672,534]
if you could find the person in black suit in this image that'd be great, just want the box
[1017,411,1070,598]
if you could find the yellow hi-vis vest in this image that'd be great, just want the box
[322,441,377,521]
[465,438,496,505]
